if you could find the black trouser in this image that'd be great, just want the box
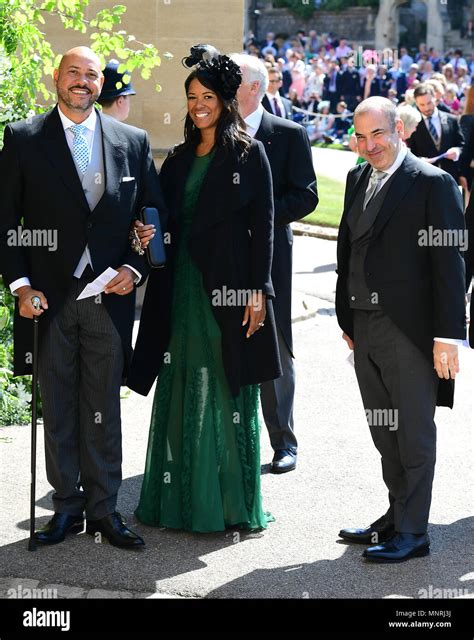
[353,310,438,533]
[38,268,124,520]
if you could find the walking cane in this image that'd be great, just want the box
[28,295,41,552]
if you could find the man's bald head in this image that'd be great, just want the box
[57,47,103,76]
[54,47,104,122]
[354,97,404,171]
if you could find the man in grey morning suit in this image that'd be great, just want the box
[336,97,466,563]
[0,47,166,549]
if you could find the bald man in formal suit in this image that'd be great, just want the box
[0,47,166,549]
[336,97,466,563]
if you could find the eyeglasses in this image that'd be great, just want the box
[269,79,282,83]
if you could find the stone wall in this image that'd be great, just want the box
[42,0,245,158]
[255,7,377,48]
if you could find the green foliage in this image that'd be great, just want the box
[0,0,167,143]
[0,283,34,425]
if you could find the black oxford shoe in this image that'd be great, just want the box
[87,512,145,548]
[34,513,84,545]
[339,514,395,545]
[271,449,297,474]
[363,532,430,563]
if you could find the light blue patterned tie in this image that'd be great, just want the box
[428,116,439,144]
[69,124,89,174]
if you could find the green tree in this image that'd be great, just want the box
[0,0,167,424]
[0,0,167,142]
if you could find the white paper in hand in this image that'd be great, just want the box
[76,267,119,300]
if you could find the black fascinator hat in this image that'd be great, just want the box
[182,44,242,101]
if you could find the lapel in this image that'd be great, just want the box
[41,106,90,213]
[344,162,371,214]
[439,110,450,145]
[261,95,272,114]
[338,162,371,249]
[89,111,127,219]
[166,147,195,223]
[370,150,421,242]
[255,110,282,160]
[190,145,235,238]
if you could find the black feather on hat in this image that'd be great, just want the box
[182,44,242,101]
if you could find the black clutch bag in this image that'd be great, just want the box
[139,206,166,268]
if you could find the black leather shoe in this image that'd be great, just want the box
[86,512,145,548]
[363,532,430,563]
[34,513,84,545]
[271,449,297,474]
[339,514,395,545]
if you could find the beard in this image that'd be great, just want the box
[57,85,97,112]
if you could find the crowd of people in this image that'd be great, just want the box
[244,30,474,150]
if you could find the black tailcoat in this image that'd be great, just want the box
[336,151,466,408]
[0,107,166,376]
[254,110,318,355]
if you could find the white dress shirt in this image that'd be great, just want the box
[266,91,285,117]
[244,104,264,138]
[10,106,140,294]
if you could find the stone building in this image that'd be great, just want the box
[247,1,472,56]
[44,0,245,157]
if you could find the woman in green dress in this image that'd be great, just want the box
[127,45,282,533]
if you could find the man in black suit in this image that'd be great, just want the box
[336,96,466,562]
[409,83,467,189]
[465,196,474,348]
[323,61,341,113]
[262,67,293,119]
[0,47,166,548]
[338,57,361,112]
[369,65,391,98]
[232,53,318,473]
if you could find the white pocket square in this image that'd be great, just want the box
[121,176,135,182]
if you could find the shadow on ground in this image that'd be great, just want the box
[1,473,472,599]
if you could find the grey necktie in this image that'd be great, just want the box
[363,169,388,209]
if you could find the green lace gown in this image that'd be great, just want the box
[135,151,274,532]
